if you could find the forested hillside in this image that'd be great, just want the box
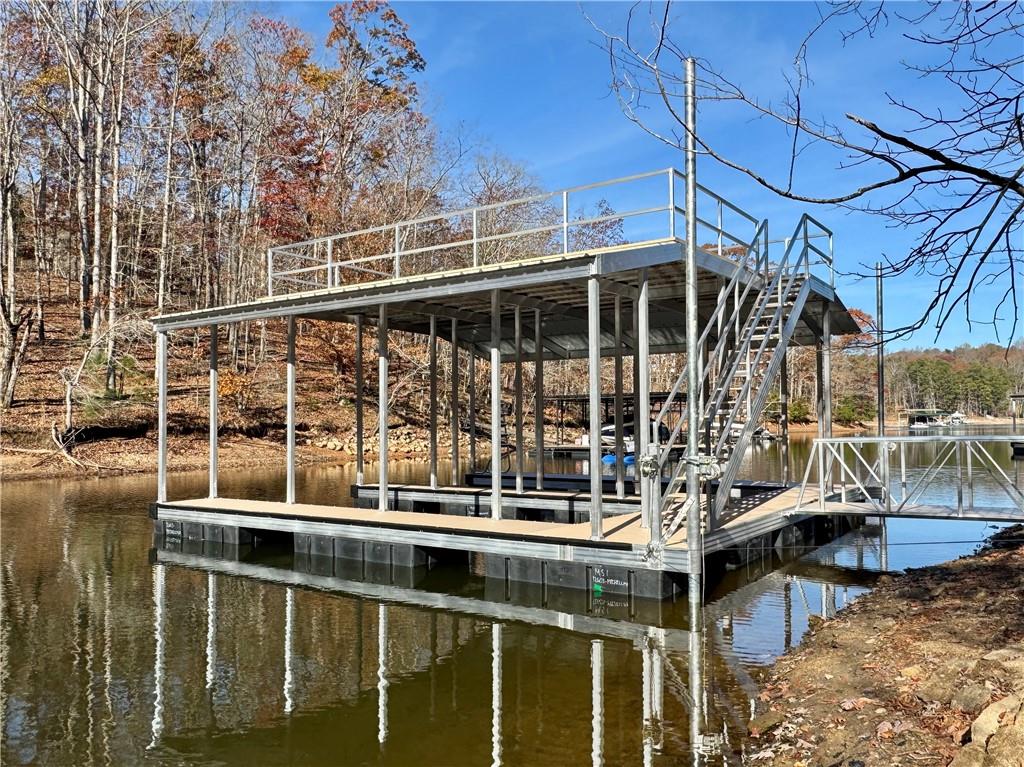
[1,2,1020,479]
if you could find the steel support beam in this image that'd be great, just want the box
[490,290,502,520]
[286,316,297,504]
[378,305,389,511]
[637,274,653,534]
[614,295,625,499]
[780,350,790,484]
[157,331,168,503]
[684,57,703,597]
[209,324,218,499]
[876,263,885,436]
[469,351,477,472]
[451,319,460,486]
[429,315,438,489]
[514,306,525,495]
[355,315,365,485]
[822,306,832,440]
[534,309,545,491]
[588,275,603,540]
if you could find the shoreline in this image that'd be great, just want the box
[748,524,1024,766]
[2,416,1017,483]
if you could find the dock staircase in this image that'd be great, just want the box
[653,215,826,542]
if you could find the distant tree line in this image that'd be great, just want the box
[780,341,1024,426]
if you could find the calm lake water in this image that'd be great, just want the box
[2,428,1020,765]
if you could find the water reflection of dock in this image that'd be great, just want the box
[147,519,893,764]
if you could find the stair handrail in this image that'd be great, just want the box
[710,224,814,457]
[657,213,829,530]
[653,219,769,465]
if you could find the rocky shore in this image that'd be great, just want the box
[748,525,1024,767]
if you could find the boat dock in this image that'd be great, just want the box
[150,162,1021,601]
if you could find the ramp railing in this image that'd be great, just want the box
[265,168,765,296]
[794,435,1024,521]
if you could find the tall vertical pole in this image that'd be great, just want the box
[429,315,438,489]
[876,263,889,510]
[469,351,477,472]
[514,306,524,495]
[632,298,641,494]
[875,263,886,436]
[490,290,502,520]
[637,275,653,534]
[355,315,365,486]
[209,325,218,498]
[451,319,460,486]
[378,305,389,511]
[816,304,833,493]
[156,331,168,503]
[286,316,297,504]
[614,295,625,499]
[684,57,703,595]
[780,350,790,484]
[588,276,603,540]
[822,305,833,440]
[534,309,545,491]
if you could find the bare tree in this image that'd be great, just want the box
[592,1,1023,343]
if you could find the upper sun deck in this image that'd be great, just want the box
[264,167,831,296]
[152,168,858,347]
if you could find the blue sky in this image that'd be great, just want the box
[268,1,1020,350]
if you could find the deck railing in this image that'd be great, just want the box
[794,435,1024,520]
[265,168,813,296]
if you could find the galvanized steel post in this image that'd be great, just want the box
[614,294,625,500]
[637,274,653,534]
[378,305,389,511]
[429,315,438,489]
[156,330,168,503]
[209,324,218,498]
[588,275,603,540]
[451,319,460,486]
[355,315,364,485]
[534,309,545,491]
[514,306,524,495]
[490,290,502,520]
[286,315,296,504]
[684,57,703,595]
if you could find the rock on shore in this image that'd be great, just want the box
[748,525,1024,767]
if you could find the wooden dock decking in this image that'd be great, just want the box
[152,485,825,575]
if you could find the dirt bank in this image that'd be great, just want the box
[748,525,1024,767]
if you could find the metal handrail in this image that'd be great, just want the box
[266,167,764,296]
[658,214,825,533]
[794,435,1024,518]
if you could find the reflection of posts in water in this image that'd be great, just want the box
[378,604,389,745]
[820,582,837,619]
[491,623,503,767]
[642,629,665,767]
[783,579,792,652]
[284,587,295,714]
[206,572,217,691]
[149,564,166,749]
[880,518,889,571]
[688,609,704,767]
[591,640,604,767]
